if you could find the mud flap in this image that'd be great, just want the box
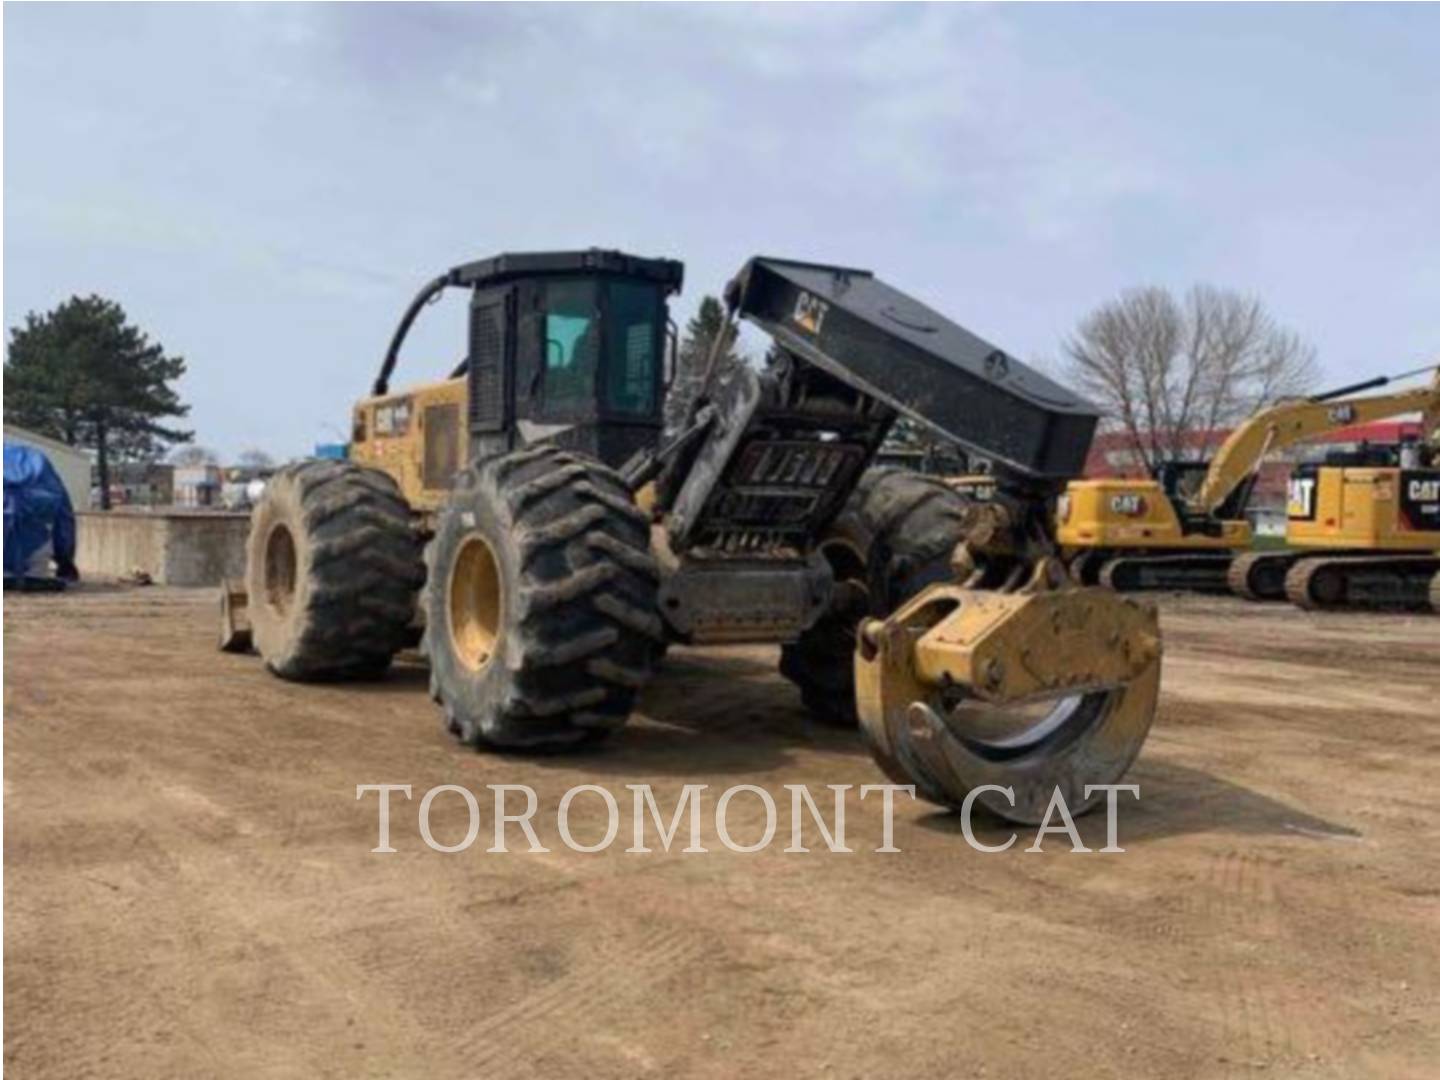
[218,579,254,654]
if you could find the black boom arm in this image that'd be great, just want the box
[725,257,1102,488]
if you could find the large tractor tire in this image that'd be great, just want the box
[425,444,664,749]
[780,468,971,727]
[246,460,425,680]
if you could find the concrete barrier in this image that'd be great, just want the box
[76,509,250,587]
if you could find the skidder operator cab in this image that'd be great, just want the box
[373,249,684,469]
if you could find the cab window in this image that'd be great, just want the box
[543,280,600,409]
[604,281,659,416]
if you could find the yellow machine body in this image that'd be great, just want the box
[347,376,468,515]
[1287,467,1440,552]
[1057,478,1251,552]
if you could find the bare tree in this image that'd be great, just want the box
[236,448,275,470]
[1064,285,1319,473]
[169,444,218,467]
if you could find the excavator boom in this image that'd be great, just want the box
[1194,366,1440,515]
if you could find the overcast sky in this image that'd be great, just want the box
[5,3,1438,460]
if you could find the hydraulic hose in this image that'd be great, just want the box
[372,271,456,397]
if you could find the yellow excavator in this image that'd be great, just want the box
[1229,370,1440,611]
[1058,366,1440,594]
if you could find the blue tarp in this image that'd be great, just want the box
[3,442,79,586]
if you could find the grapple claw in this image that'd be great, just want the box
[856,585,1162,825]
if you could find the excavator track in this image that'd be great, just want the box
[1067,549,1106,587]
[1227,550,1302,601]
[1284,554,1440,612]
[1097,552,1235,594]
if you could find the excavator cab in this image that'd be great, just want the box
[1155,460,1209,502]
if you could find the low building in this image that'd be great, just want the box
[105,461,175,507]
[173,464,224,508]
[2,424,92,509]
[219,464,276,510]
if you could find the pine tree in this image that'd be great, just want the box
[5,296,192,508]
[665,296,745,435]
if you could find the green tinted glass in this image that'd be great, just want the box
[605,281,659,416]
[543,280,599,407]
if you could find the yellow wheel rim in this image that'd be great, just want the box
[263,523,297,615]
[448,534,503,673]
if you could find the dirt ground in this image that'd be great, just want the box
[4,585,1438,1079]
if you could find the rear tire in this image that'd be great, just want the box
[779,468,970,727]
[246,460,425,680]
[426,445,664,749]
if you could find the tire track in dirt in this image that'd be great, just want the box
[454,925,706,1075]
[9,586,1440,1078]
[1196,848,1343,1076]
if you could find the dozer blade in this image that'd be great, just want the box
[856,585,1162,825]
[218,579,254,654]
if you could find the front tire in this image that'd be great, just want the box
[426,445,664,749]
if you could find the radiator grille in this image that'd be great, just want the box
[694,439,868,549]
